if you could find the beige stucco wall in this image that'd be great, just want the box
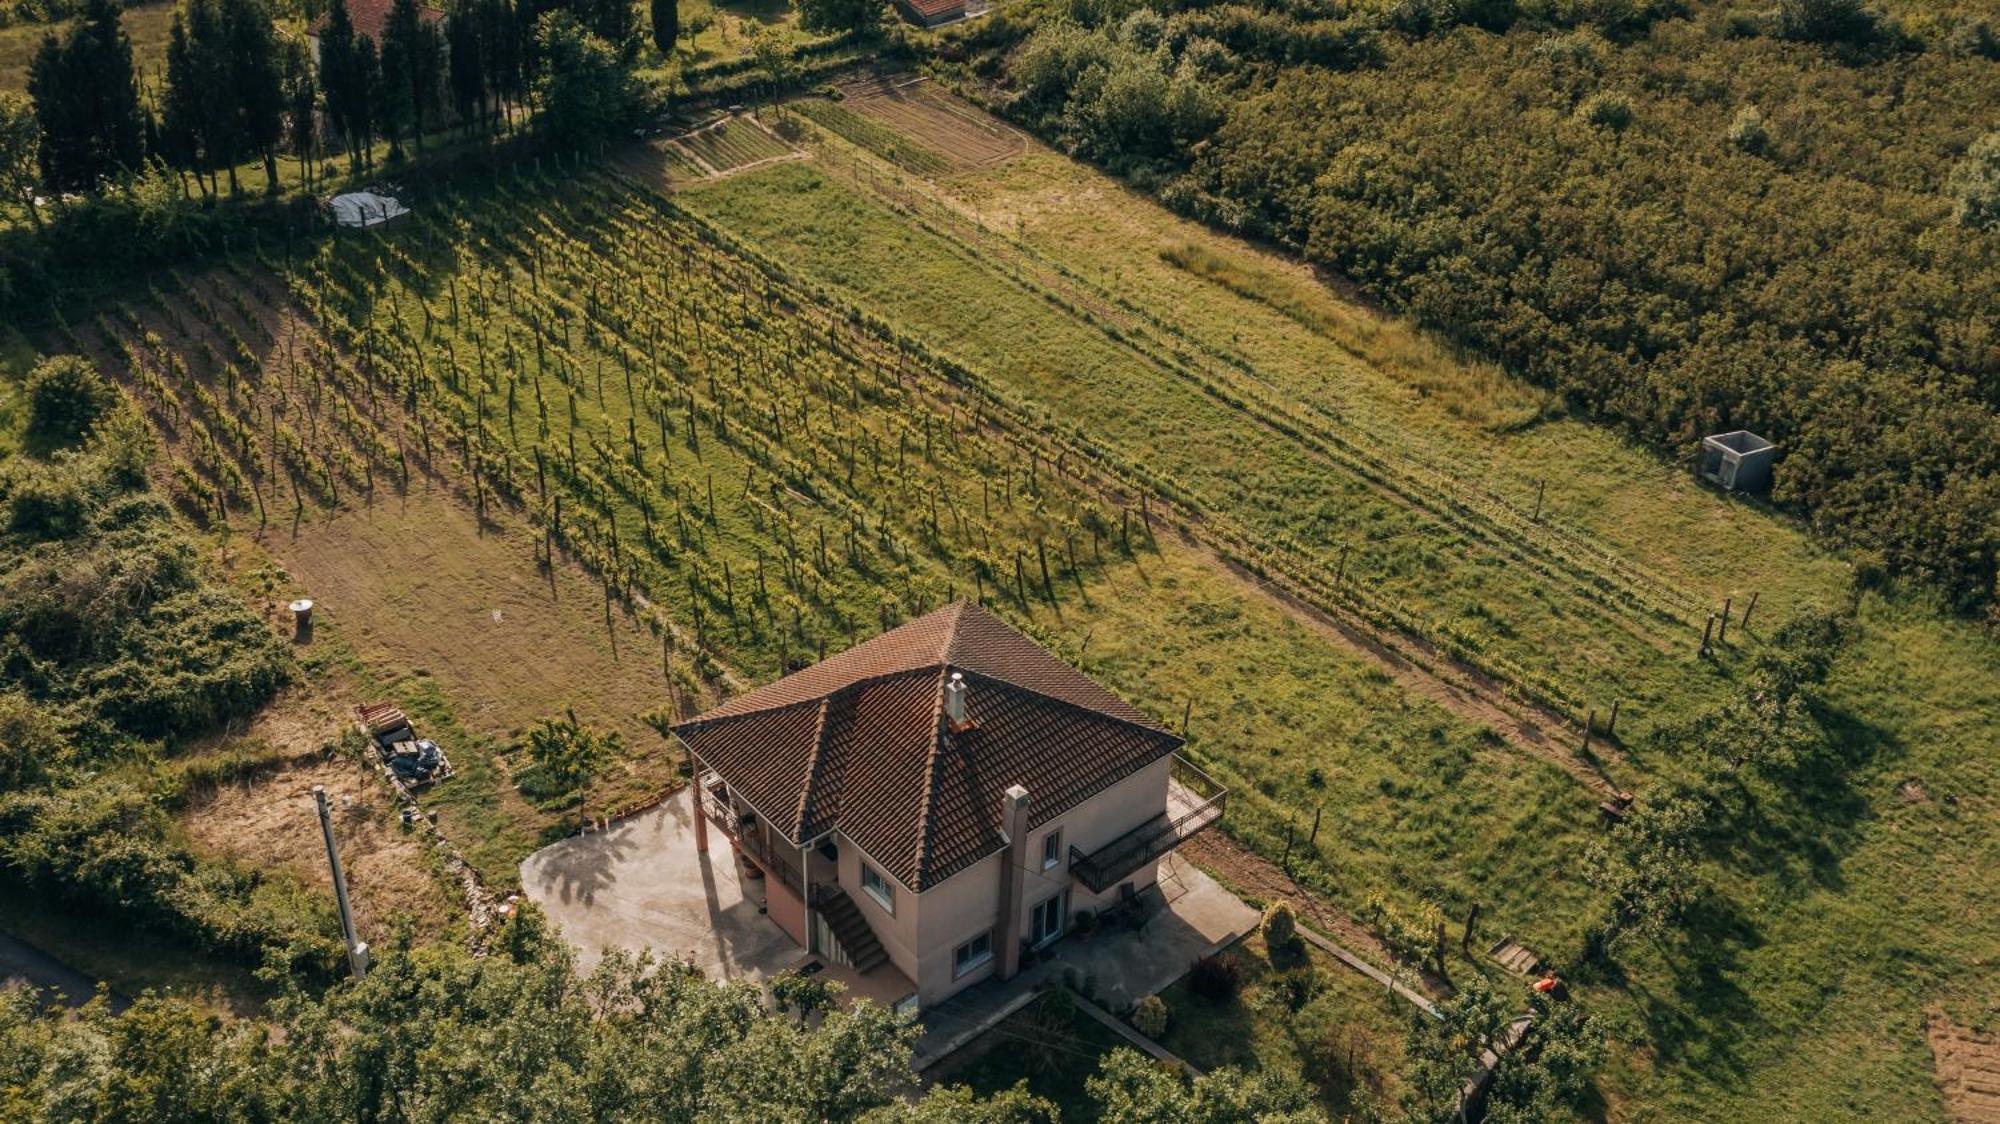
[914,851,1007,1001]
[1022,754,1173,921]
[836,834,922,986]
[839,753,1175,1006]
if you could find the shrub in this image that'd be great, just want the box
[5,465,88,541]
[1575,92,1632,130]
[24,355,113,444]
[87,403,158,489]
[1131,994,1169,1037]
[1947,132,2000,231]
[1262,899,1303,960]
[1775,0,1879,44]
[1269,967,1322,1012]
[1728,104,1770,156]
[1187,951,1242,1002]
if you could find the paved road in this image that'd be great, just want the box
[0,931,128,1011]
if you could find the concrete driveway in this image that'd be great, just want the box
[520,788,799,981]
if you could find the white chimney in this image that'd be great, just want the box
[943,671,969,729]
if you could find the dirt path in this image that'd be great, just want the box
[1208,545,1627,797]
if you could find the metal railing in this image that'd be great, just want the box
[1069,755,1227,893]
[701,786,806,891]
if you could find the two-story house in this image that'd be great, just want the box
[670,601,1225,1010]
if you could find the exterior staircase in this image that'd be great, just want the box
[816,889,888,973]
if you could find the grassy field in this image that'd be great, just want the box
[31,160,1610,933]
[662,87,2000,1121]
[0,1,176,93]
[7,70,1995,1120]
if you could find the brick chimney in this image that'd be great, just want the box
[996,784,1030,980]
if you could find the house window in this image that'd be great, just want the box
[1031,892,1066,946]
[1041,829,1063,871]
[953,930,994,978]
[860,862,895,913]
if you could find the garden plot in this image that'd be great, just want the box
[673,115,798,176]
[832,76,1024,170]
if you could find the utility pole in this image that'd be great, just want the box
[314,786,368,979]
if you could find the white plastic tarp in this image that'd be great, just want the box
[330,192,409,228]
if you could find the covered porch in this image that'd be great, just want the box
[518,787,916,1008]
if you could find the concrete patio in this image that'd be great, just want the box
[523,789,792,980]
[521,790,920,1006]
[908,851,1256,1068]
[520,787,1258,1067]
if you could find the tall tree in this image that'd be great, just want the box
[531,10,633,148]
[25,0,147,192]
[379,0,444,156]
[224,0,286,192]
[161,0,230,195]
[572,0,635,58]
[318,0,373,169]
[445,0,486,133]
[795,0,878,35]
[650,0,676,58]
[281,35,318,187]
[0,93,41,231]
[478,0,524,127]
[354,34,380,165]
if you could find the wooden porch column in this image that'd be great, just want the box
[686,745,709,853]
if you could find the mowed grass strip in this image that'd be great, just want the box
[677,161,1719,739]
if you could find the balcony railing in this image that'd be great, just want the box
[701,780,805,891]
[1069,755,1227,893]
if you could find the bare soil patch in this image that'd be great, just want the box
[1929,1008,2000,1123]
[183,745,459,940]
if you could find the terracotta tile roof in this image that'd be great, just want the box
[675,602,1180,892]
[309,0,443,42]
[899,0,965,18]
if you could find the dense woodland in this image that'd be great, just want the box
[946,0,2000,613]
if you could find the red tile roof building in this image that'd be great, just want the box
[895,0,966,28]
[672,601,1224,1007]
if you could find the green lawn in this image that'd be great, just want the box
[673,137,2000,1121]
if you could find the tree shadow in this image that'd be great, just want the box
[1622,892,1766,1085]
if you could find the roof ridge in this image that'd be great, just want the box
[909,666,951,890]
[948,665,1174,737]
[791,697,833,839]
[673,666,939,731]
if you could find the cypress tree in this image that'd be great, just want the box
[651,0,676,58]
[380,0,444,156]
[446,0,486,133]
[25,0,146,192]
[319,0,371,170]
[224,0,286,192]
[281,35,317,187]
